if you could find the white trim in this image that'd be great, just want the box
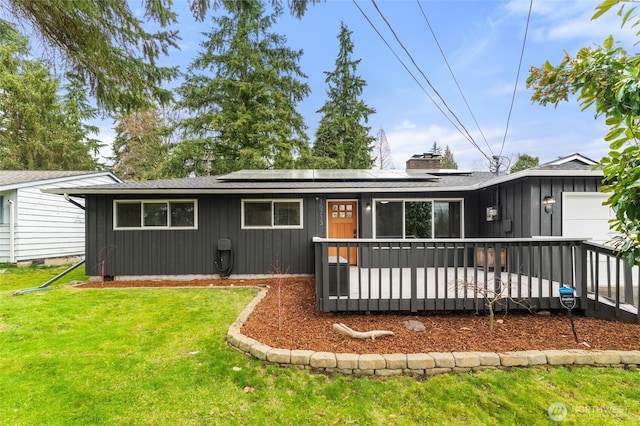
[113,199,198,230]
[547,153,598,166]
[241,199,303,229]
[8,199,15,263]
[372,197,465,239]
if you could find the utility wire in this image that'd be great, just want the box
[368,0,492,162]
[498,0,534,158]
[352,0,475,145]
[416,0,494,157]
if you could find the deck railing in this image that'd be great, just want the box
[314,237,585,312]
[582,241,640,323]
[313,237,640,323]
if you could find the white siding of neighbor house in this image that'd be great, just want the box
[0,174,118,263]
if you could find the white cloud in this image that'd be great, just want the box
[385,120,505,171]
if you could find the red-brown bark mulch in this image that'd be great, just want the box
[79,277,640,354]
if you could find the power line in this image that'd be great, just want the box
[416,0,494,158]
[498,0,534,158]
[351,0,476,146]
[367,0,493,162]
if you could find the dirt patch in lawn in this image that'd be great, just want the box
[79,277,640,354]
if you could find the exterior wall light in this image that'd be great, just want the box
[542,195,556,214]
[366,203,371,211]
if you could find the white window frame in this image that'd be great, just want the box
[372,198,464,238]
[241,199,303,229]
[113,199,198,230]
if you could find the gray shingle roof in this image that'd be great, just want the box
[43,154,604,197]
[0,170,110,187]
[47,170,498,195]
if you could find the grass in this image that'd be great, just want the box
[1,264,640,425]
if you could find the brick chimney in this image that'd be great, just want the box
[406,153,442,170]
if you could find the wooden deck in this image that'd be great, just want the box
[332,266,562,301]
[313,238,640,323]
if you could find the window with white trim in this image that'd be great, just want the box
[114,200,197,229]
[374,199,462,238]
[242,199,303,229]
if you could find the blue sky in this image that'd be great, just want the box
[106,0,637,171]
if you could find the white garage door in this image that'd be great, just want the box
[562,192,615,244]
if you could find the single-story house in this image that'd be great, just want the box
[47,153,609,280]
[1,170,121,264]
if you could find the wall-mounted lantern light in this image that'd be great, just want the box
[366,203,371,211]
[542,195,556,214]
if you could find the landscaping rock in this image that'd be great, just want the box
[593,350,621,365]
[544,350,574,365]
[523,350,547,366]
[250,343,272,360]
[474,352,501,366]
[453,352,480,368]
[290,350,315,365]
[267,348,291,364]
[619,350,640,365]
[359,354,386,370]
[375,369,404,376]
[429,352,455,368]
[499,352,529,367]
[407,353,435,370]
[335,353,359,369]
[383,353,407,370]
[404,320,426,331]
[310,352,337,369]
[568,349,595,365]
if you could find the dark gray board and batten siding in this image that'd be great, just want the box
[473,176,603,238]
[85,194,323,277]
[83,175,602,278]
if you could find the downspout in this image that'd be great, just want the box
[64,193,86,211]
[8,199,15,263]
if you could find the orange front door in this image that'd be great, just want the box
[328,201,358,265]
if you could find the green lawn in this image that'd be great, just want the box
[1,264,640,425]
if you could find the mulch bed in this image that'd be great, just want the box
[78,277,640,354]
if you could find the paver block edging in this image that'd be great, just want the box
[226,285,640,376]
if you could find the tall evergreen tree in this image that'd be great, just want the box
[0,27,98,170]
[172,0,310,176]
[313,22,375,169]
[112,108,170,181]
[429,141,442,156]
[441,146,458,169]
[1,1,321,113]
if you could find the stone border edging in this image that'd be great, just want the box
[226,288,640,376]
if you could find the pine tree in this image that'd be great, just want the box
[441,146,458,169]
[429,141,442,156]
[313,22,375,169]
[0,28,98,170]
[172,0,310,176]
[112,108,170,181]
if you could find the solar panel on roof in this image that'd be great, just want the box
[218,169,440,182]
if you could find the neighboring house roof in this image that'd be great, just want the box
[41,153,603,197]
[532,153,601,171]
[0,170,121,191]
